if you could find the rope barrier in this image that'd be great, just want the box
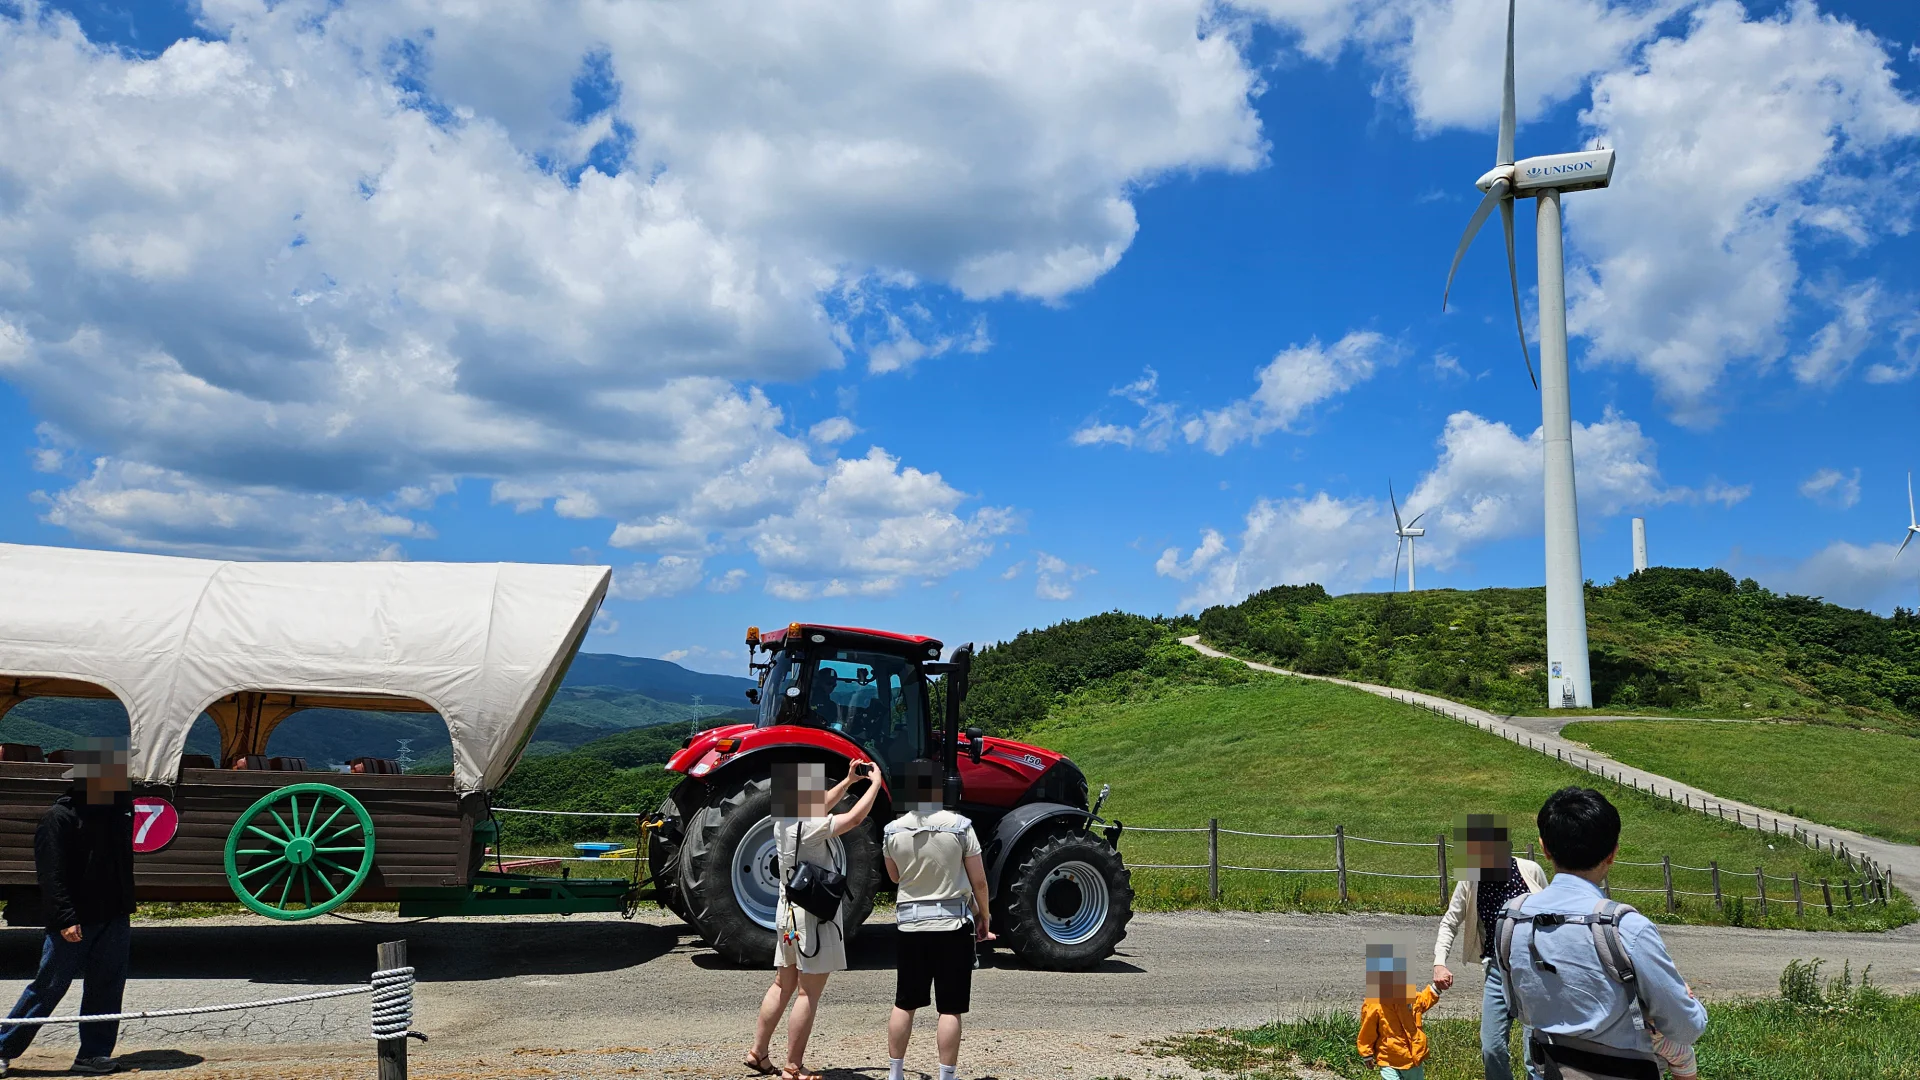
[495,853,642,863]
[492,807,642,818]
[1121,826,1210,834]
[1220,865,1334,875]
[1344,835,1437,847]
[369,966,415,1042]
[0,965,415,1040]
[1216,828,1337,840]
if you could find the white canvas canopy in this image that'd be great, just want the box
[0,543,610,793]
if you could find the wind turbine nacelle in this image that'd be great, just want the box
[1511,149,1615,195]
[1398,528,1425,538]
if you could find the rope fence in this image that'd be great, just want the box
[1113,816,1893,918]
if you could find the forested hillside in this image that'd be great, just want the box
[1193,568,1920,731]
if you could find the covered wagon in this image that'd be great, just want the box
[0,542,638,920]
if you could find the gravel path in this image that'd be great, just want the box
[0,910,1914,1078]
[1181,636,1920,895]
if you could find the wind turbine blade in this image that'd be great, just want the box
[1443,179,1509,311]
[1501,197,1538,390]
[1393,538,1403,587]
[1499,0,1517,166]
[1900,531,1914,559]
[1390,481,1404,532]
[1909,471,1915,528]
[1407,511,1428,528]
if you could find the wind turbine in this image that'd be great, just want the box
[1390,482,1427,592]
[1898,472,1920,559]
[1441,0,1615,709]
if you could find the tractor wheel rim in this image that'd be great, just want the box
[732,816,847,931]
[1037,860,1109,946]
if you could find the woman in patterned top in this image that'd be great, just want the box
[1432,814,1549,1080]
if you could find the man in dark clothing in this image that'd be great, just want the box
[0,739,136,1076]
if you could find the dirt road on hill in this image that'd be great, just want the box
[1181,636,1920,896]
[2,910,1914,1079]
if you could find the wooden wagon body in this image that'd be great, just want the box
[0,543,622,920]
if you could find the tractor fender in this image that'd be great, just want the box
[696,741,893,810]
[985,802,1093,893]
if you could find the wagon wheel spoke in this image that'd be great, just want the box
[238,855,289,881]
[308,867,341,899]
[245,825,292,848]
[301,869,312,910]
[276,867,296,909]
[308,803,348,840]
[237,848,277,856]
[267,808,296,840]
[319,822,365,844]
[315,846,369,853]
[288,794,302,838]
[313,855,354,876]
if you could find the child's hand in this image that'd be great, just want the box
[1361,1056,1376,1068]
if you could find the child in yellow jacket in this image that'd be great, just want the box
[1358,942,1442,1080]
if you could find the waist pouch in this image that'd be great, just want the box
[1530,1039,1660,1080]
[897,898,969,925]
[786,860,846,922]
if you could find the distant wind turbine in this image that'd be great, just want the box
[1898,472,1920,559]
[1440,0,1616,709]
[1390,482,1427,593]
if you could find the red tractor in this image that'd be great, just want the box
[648,623,1132,970]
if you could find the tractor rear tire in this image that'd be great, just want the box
[678,773,881,966]
[649,781,700,924]
[999,829,1132,971]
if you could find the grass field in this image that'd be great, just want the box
[1028,675,1908,930]
[1562,719,1920,846]
[1159,960,1920,1080]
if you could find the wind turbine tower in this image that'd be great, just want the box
[1390,482,1428,592]
[1632,518,1648,573]
[1442,0,1614,708]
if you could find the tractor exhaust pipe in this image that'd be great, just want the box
[931,644,973,810]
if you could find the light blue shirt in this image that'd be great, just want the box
[1501,873,1707,1055]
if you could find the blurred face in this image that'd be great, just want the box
[774,762,830,817]
[1365,943,1413,1000]
[1455,813,1512,881]
[70,739,130,805]
[900,760,941,814]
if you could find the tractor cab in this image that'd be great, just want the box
[747,623,936,781]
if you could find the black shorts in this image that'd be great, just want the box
[893,926,974,1014]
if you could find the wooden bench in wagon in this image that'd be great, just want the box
[0,542,646,921]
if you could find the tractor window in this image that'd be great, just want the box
[800,651,927,773]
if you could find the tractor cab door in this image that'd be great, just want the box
[798,652,929,778]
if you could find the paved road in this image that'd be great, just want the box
[2,910,1915,1079]
[1181,636,1920,896]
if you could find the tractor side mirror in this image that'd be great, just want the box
[965,726,984,765]
[744,688,759,705]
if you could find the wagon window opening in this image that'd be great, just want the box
[0,678,132,765]
[191,691,449,774]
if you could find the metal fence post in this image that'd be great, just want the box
[1756,867,1767,918]
[378,939,408,1080]
[1207,818,1220,902]
[1335,825,1348,904]
[1792,873,1803,917]
[1710,862,1721,909]
[1437,833,1449,906]
[1662,856,1674,914]
[1822,878,1834,917]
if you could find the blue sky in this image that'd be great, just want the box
[2,0,1917,675]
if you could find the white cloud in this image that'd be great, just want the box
[0,0,1267,564]
[807,417,859,446]
[1075,331,1395,454]
[1799,467,1861,510]
[610,555,706,600]
[1791,280,1881,385]
[1158,407,1692,607]
[1864,309,1920,385]
[1033,551,1095,601]
[1701,479,1751,508]
[1749,539,1920,613]
[591,610,620,635]
[37,457,428,561]
[747,447,1017,598]
[708,568,751,593]
[1000,561,1026,581]
[1565,1,1920,422]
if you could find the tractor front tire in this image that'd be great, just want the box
[677,773,881,966]
[999,829,1133,971]
[649,781,700,924]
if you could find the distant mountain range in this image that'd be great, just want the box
[0,652,759,772]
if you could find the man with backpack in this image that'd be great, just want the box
[1495,787,1706,1080]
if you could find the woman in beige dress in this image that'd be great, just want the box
[746,758,881,1080]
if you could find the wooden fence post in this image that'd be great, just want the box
[1525,840,1534,863]
[1844,878,1854,908]
[1437,834,1449,906]
[1792,873,1803,917]
[378,939,407,1080]
[1822,879,1834,917]
[1335,825,1348,904]
[1756,867,1767,918]
[1888,869,1896,905]
[1207,818,1220,902]
[1711,862,1722,909]
[1663,856,1675,914]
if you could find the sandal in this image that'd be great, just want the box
[780,1066,824,1080]
[744,1051,777,1075]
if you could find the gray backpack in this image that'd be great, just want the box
[1495,897,1661,1080]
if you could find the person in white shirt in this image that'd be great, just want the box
[1432,813,1548,1080]
[883,760,993,1080]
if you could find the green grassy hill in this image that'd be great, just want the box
[1190,568,1920,731]
[1031,675,1905,930]
[1561,719,1920,845]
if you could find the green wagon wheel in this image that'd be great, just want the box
[224,783,376,921]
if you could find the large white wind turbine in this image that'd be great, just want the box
[1390,482,1427,592]
[1898,472,1920,559]
[1442,0,1615,709]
